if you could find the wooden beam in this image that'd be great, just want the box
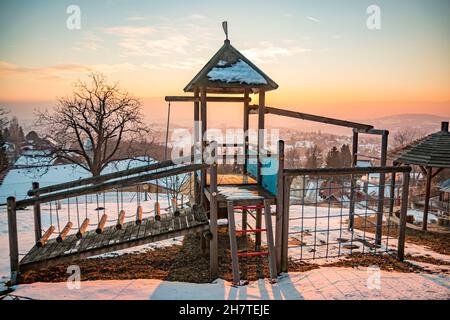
[432,168,444,178]
[16,163,207,208]
[423,167,433,231]
[397,171,410,261]
[209,142,219,280]
[7,196,19,285]
[200,87,207,207]
[284,165,412,177]
[375,131,389,245]
[27,155,197,197]
[281,177,292,272]
[257,91,266,183]
[243,89,250,174]
[165,96,251,103]
[275,140,285,272]
[354,128,388,135]
[249,105,373,131]
[32,182,42,243]
[193,87,200,204]
[349,131,359,229]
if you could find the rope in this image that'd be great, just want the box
[75,197,80,228]
[55,201,61,233]
[49,201,53,226]
[96,193,100,223]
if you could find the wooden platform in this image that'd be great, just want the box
[20,212,209,272]
[205,184,276,208]
[206,173,257,185]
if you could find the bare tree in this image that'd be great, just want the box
[36,73,150,176]
[392,127,426,148]
[285,147,302,169]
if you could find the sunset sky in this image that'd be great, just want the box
[0,0,449,128]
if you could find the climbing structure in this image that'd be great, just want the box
[6,22,405,287]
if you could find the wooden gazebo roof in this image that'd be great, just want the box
[184,39,278,94]
[392,122,450,168]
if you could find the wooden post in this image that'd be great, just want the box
[200,87,207,206]
[264,200,278,282]
[281,177,292,272]
[255,208,262,252]
[275,140,285,273]
[193,87,200,204]
[398,171,410,260]
[257,90,265,184]
[423,167,432,231]
[7,196,19,285]
[227,201,240,285]
[243,89,250,174]
[209,141,219,280]
[388,171,396,216]
[349,130,358,229]
[242,209,248,231]
[375,131,388,245]
[32,182,42,243]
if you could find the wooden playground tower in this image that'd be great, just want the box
[6,22,402,286]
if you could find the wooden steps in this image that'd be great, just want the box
[20,211,209,272]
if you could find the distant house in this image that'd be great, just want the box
[438,179,450,215]
[356,159,372,168]
[320,181,350,205]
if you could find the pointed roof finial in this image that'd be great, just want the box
[222,21,229,43]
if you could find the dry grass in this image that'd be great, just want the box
[19,224,430,285]
[353,215,450,255]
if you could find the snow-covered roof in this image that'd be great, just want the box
[184,40,278,94]
[207,60,268,85]
[356,160,372,168]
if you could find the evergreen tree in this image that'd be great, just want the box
[0,131,9,173]
[325,146,341,168]
[339,144,352,167]
[305,144,322,168]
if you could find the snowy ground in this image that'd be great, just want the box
[5,268,449,300]
[0,162,449,298]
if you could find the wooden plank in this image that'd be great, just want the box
[17,163,207,208]
[275,140,284,272]
[249,105,373,131]
[7,197,19,284]
[20,222,210,272]
[264,200,278,281]
[165,96,251,103]
[209,143,219,279]
[257,90,265,183]
[227,201,241,285]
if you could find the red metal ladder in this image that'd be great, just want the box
[227,199,278,286]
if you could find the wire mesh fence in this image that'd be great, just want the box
[283,166,411,261]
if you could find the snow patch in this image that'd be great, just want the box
[207,59,268,85]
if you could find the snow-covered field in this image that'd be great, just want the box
[6,268,449,300]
